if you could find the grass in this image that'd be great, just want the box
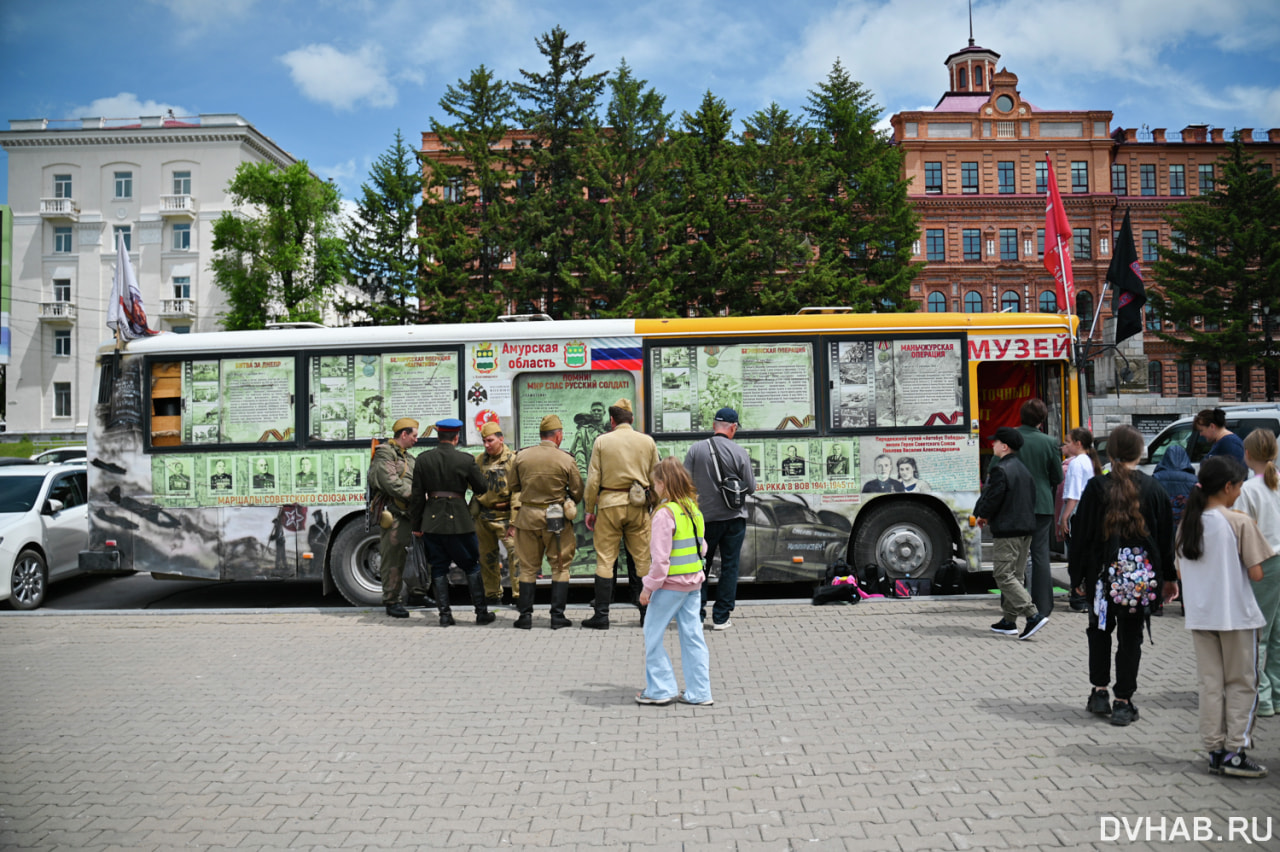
[0,438,82,459]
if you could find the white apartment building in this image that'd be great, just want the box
[0,114,297,438]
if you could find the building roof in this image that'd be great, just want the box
[930,93,1039,113]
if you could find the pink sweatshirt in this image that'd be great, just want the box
[643,506,706,593]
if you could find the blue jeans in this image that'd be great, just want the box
[642,588,712,703]
[701,517,746,625]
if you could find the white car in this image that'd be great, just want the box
[0,462,89,610]
[30,445,88,464]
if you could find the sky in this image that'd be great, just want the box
[2,0,1278,210]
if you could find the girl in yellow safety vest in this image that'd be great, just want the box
[636,457,714,706]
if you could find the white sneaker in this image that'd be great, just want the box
[712,620,732,631]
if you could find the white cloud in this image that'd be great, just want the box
[70,93,193,120]
[280,43,397,111]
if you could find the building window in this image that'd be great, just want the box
[957,67,967,89]
[1072,228,1092,260]
[961,162,979,194]
[1111,163,1127,195]
[1071,161,1089,193]
[1001,290,1021,312]
[1237,365,1252,399]
[1147,361,1163,393]
[1142,230,1159,262]
[443,177,465,203]
[1198,164,1215,194]
[114,171,133,199]
[173,170,191,195]
[54,382,72,418]
[1039,291,1058,312]
[926,229,945,261]
[1077,291,1094,320]
[54,329,71,357]
[172,223,191,251]
[1171,230,1186,254]
[997,161,1015,194]
[1035,161,1048,194]
[963,291,983,313]
[1037,228,1045,259]
[54,226,73,253]
[927,292,946,312]
[1206,361,1221,396]
[962,229,981,261]
[54,174,72,198]
[173,276,191,299]
[1176,361,1192,396]
[1140,164,1156,196]
[114,225,131,252]
[53,279,71,302]
[999,228,1018,260]
[1145,303,1160,331]
[1169,164,1186,196]
[924,162,942,194]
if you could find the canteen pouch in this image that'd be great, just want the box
[379,509,394,530]
[469,496,481,519]
[545,502,566,533]
[563,497,578,521]
[628,482,647,507]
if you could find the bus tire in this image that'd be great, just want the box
[329,522,384,607]
[851,502,949,581]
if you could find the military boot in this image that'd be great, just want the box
[433,575,455,627]
[549,581,573,629]
[467,571,496,625]
[514,582,535,629]
[581,575,613,630]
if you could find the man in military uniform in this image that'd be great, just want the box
[583,398,661,629]
[409,418,492,627]
[569,401,607,480]
[475,421,521,606]
[371,417,419,618]
[506,415,584,630]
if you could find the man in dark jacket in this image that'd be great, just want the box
[1018,399,1065,616]
[974,427,1049,640]
[1152,444,1197,527]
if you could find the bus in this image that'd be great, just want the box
[78,311,1082,605]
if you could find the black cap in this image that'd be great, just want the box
[988,426,1024,450]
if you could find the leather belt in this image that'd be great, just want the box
[429,490,464,499]
[602,487,632,492]
[491,501,510,509]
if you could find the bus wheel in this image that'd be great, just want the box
[852,503,948,580]
[329,523,384,607]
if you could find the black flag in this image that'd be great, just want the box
[1109,209,1146,344]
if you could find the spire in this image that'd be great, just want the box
[968,0,974,46]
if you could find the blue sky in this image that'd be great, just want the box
[2,0,1278,208]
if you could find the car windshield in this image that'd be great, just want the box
[0,476,45,513]
[772,504,821,526]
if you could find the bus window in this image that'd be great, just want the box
[307,350,461,442]
[828,337,965,430]
[648,341,816,434]
[150,357,297,447]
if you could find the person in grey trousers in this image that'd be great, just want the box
[683,407,757,630]
[1017,398,1064,616]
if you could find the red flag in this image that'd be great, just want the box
[1042,153,1075,313]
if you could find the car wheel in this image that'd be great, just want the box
[852,502,950,581]
[11,550,48,610]
[329,522,384,607]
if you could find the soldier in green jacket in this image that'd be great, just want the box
[371,417,418,618]
[475,421,521,606]
[410,418,491,626]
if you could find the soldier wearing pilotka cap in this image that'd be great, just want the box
[371,417,420,618]
[475,420,521,606]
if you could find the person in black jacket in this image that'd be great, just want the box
[974,427,1049,640]
[1068,425,1179,726]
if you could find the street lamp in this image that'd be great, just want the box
[1265,304,1275,402]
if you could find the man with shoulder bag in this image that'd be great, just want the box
[684,407,757,630]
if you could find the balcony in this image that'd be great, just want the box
[40,198,79,221]
[159,298,197,318]
[39,301,77,322]
[159,195,198,218]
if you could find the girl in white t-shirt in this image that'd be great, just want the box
[1059,428,1102,540]
[1176,456,1274,778]
[1238,429,1280,717]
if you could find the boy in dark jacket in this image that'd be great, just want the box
[975,427,1050,640]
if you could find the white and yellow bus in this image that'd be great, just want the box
[78,311,1082,605]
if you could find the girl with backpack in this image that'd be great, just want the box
[635,458,713,707]
[1236,430,1280,718]
[1176,456,1274,777]
[1068,425,1178,726]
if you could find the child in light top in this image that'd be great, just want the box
[1237,429,1280,717]
[1175,456,1274,778]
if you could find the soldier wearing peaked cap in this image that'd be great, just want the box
[475,420,522,606]
[506,413,584,629]
[409,418,492,627]
[371,417,421,618]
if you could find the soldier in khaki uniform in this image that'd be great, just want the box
[371,417,418,618]
[583,398,661,629]
[475,421,521,605]
[506,414,584,630]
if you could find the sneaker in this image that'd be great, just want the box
[1220,750,1269,778]
[634,692,675,706]
[678,694,714,706]
[1087,689,1112,715]
[990,618,1019,635]
[1208,749,1228,775]
[712,620,733,632]
[1019,613,1049,640]
[1110,700,1139,726]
